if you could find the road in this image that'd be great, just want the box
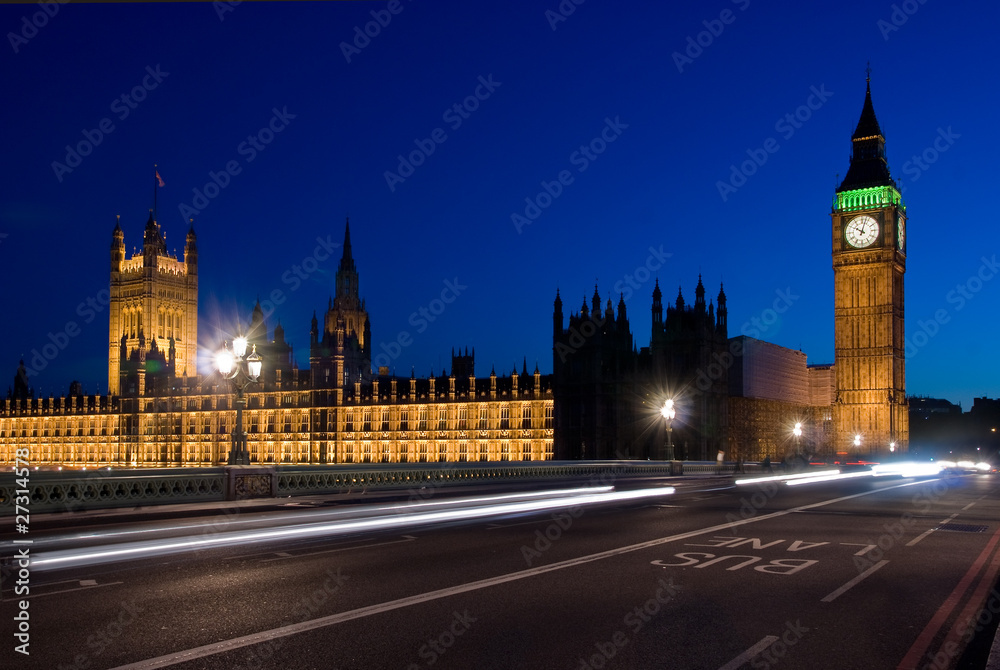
[3,472,1000,670]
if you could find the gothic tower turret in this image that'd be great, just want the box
[109,207,198,395]
[184,221,198,276]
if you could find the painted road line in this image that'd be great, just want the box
[486,518,557,530]
[841,542,877,556]
[896,523,1000,669]
[261,536,417,562]
[821,560,889,603]
[107,481,928,670]
[1,580,123,601]
[905,514,959,547]
[717,636,779,670]
[963,502,977,511]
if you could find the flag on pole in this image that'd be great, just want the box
[155,171,165,187]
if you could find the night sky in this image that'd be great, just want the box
[1,1,997,410]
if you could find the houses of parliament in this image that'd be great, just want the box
[0,77,908,467]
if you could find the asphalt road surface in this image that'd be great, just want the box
[3,472,1000,670]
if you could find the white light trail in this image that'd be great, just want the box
[735,470,840,486]
[785,470,874,486]
[28,486,674,571]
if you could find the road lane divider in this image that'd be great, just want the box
[905,513,959,547]
[821,560,889,603]
[717,635,779,670]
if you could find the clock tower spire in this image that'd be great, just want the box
[831,71,908,456]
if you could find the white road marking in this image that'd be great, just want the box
[962,502,976,511]
[821,560,889,602]
[841,542,878,556]
[2,580,122,601]
[80,579,98,586]
[260,536,417,562]
[486,518,556,530]
[906,514,960,547]
[107,481,925,670]
[717,635,779,670]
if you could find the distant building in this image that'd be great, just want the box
[908,396,962,421]
[1,217,553,467]
[727,337,833,461]
[553,277,730,461]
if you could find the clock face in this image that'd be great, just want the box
[897,215,905,249]
[845,215,879,248]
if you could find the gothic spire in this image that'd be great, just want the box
[340,217,355,272]
[838,68,895,192]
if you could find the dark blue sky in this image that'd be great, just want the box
[2,1,997,409]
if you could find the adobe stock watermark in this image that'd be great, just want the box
[905,255,997,359]
[614,246,672,302]
[405,610,476,669]
[51,65,169,182]
[384,75,501,192]
[555,245,670,363]
[340,0,411,62]
[573,577,678,670]
[544,0,585,31]
[850,478,952,574]
[899,126,959,193]
[252,233,340,321]
[372,278,468,370]
[724,478,779,529]
[214,0,242,21]
[750,620,811,669]
[877,0,929,41]
[23,286,112,378]
[521,507,583,566]
[520,467,622,564]
[716,85,833,202]
[178,106,296,220]
[740,288,798,339]
[672,0,751,73]
[511,116,628,234]
[57,600,146,670]
[7,0,71,54]
[232,567,349,670]
[692,287,798,392]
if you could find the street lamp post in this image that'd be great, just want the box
[660,399,676,461]
[217,336,262,466]
[793,422,803,457]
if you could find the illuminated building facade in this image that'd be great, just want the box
[831,76,909,454]
[0,218,553,467]
[109,212,199,396]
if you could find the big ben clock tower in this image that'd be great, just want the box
[831,72,908,456]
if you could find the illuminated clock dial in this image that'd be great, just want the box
[845,215,879,248]
[897,215,905,249]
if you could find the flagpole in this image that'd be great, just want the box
[153,163,158,221]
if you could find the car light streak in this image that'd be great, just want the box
[871,462,943,477]
[44,486,617,546]
[785,470,875,486]
[27,486,673,571]
[735,470,840,486]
